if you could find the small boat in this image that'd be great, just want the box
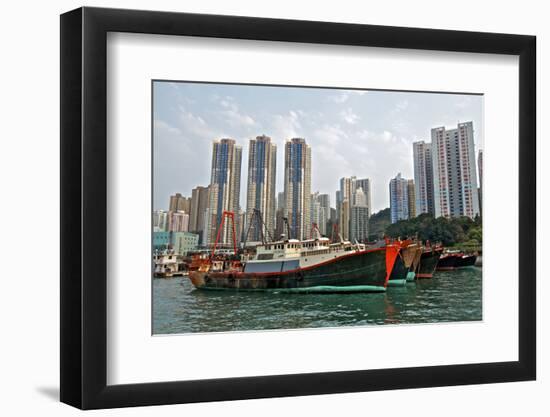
[475,254,482,267]
[416,243,443,278]
[153,248,186,278]
[436,253,460,271]
[437,251,477,270]
[455,254,477,268]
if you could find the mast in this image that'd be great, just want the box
[243,208,274,246]
[211,211,237,259]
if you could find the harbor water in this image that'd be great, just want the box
[153,267,482,334]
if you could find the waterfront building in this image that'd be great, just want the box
[412,141,435,216]
[153,231,199,255]
[172,232,199,256]
[168,210,189,232]
[189,185,209,244]
[431,122,480,219]
[350,187,369,242]
[245,135,277,243]
[407,179,416,218]
[205,138,242,246]
[153,209,169,232]
[389,173,410,223]
[153,231,171,250]
[284,138,311,240]
[169,193,191,214]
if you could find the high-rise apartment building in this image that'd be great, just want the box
[317,193,331,236]
[205,138,242,246]
[337,177,371,239]
[339,199,350,240]
[245,135,277,242]
[338,177,355,240]
[277,191,285,211]
[407,179,416,218]
[389,173,410,223]
[354,178,372,217]
[153,209,169,232]
[350,187,369,242]
[168,210,189,232]
[478,149,483,213]
[412,141,435,216]
[189,185,209,244]
[310,192,329,236]
[431,122,480,219]
[284,138,311,240]
[169,193,191,214]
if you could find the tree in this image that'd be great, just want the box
[384,212,481,246]
[368,208,391,240]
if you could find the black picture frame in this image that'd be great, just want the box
[60,6,536,410]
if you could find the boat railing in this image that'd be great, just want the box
[300,248,330,257]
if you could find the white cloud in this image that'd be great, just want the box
[216,96,258,128]
[395,100,409,111]
[327,90,368,104]
[327,92,349,103]
[270,111,302,141]
[340,108,360,124]
[176,105,219,140]
[154,119,181,136]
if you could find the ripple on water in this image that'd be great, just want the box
[152,268,482,334]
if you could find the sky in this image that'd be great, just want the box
[153,81,483,213]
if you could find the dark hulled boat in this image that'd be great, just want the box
[455,254,477,268]
[387,248,408,286]
[416,245,443,279]
[436,253,460,271]
[387,240,420,286]
[407,245,423,281]
[437,252,477,270]
[189,237,400,293]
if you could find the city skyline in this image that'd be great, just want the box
[153,81,483,213]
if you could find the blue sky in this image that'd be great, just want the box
[153,81,483,213]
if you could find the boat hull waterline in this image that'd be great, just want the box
[189,247,399,293]
[388,252,409,286]
[416,248,443,279]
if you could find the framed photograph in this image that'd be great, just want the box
[60,6,536,409]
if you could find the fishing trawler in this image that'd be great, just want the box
[188,211,400,293]
[387,240,423,285]
[416,242,443,278]
[437,251,477,270]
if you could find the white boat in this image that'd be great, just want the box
[153,248,185,278]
